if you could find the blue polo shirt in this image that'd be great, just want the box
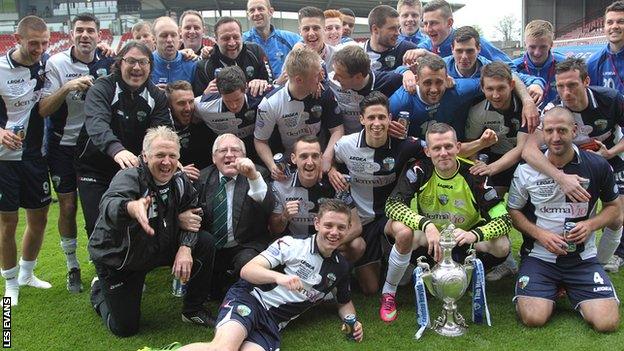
[419,28,513,67]
[151,51,197,85]
[512,51,567,108]
[398,29,431,47]
[389,78,482,140]
[445,55,545,87]
[243,25,301,78]
[587,43,624,94]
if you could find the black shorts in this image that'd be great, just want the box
[217,280,281,351]
[47,142,77,193]
[0,159,51,211]
[514,256,619,309]
[354,216,388,268]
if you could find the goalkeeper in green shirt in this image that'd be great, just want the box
[379,122,512,323]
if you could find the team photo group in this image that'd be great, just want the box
[1,0,624,349]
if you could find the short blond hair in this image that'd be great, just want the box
[285,46,321,78]
[397,0,422,11]
[143,126,180,156]
[524,20,554,41]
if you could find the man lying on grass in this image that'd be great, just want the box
[148,199,364,351]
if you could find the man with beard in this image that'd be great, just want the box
[38,12,114,293]
[339,8,356,44]
[420,0,512,65]
[521,58,624,273]
[244,0,301,78]
[193,17,272,97]
[509,107,621,333]
[166,81,213,180]
[364,5,419,72]
[0,16,51,306]
[151,16,197,88]
[329,45,403,134]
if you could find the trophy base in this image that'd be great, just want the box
[433,323,467,337]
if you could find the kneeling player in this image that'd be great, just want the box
[178,199,364,351]
[381,122,512,322]
[508,107,621,332]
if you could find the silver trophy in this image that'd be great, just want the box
[416,223,477,337]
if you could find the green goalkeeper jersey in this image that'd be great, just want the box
[385,157,511,242]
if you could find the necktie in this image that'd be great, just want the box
[212,176,231,249]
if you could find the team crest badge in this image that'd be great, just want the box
[511,118,520,132]
[382,157,395,171]
[244,110,256,121]
[438,194,448,205]
[327,273,336,284]
[136,111,147,122]
[96,68,108,77]
[245,66,255,78]
[518,276,530,289]
[236,304,251,317]
[594,119,608,132]
[310,105,323,118]
[384,55,396,68]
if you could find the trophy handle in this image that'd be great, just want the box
[463,249,477,286]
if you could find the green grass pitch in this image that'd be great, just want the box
[7,202,624,351]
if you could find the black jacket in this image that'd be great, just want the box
[197,164,274,252]
[75,72,173,180]
[88,160,198,270]
[192,42,273,96]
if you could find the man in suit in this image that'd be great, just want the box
[197,133,274,297]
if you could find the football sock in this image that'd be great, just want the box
[60,237,80,270]
[597,227,623,264]
[382,245,411,295]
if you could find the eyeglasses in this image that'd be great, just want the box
[122,57,150,67]
[215,147,243,155]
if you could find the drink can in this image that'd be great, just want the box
[563,222,577,252]
[12,124,24,140]
[273,153,292,177]
[477,153,489,164]
[342,314,357,341]
[398,111,410,139]
[172,277,187,297]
